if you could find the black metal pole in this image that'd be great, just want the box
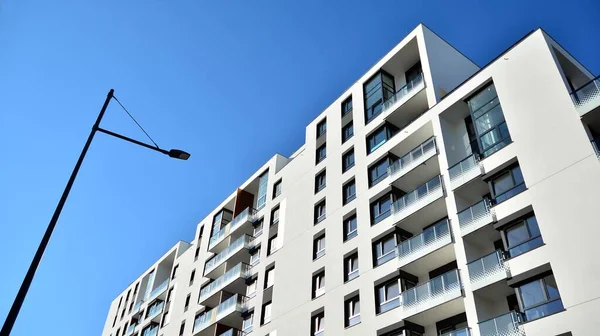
[0,89,114,336]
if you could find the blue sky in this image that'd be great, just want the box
[0,0,599,335]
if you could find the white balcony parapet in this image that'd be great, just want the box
[571,75,600,117]
[478,311,525,336]
[391,175,444,222]
[449,154,483,190]
[382,73,425,114]
[399,269,462,318]
[397,219,452,267]
[205,235,254,276]
[467,250,510,291]
[458,199,495,236]
[388,136,437,180]
[199,263,252,303]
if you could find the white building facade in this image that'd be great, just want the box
[101,25,600,336]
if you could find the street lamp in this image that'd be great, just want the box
[0,89,190,336]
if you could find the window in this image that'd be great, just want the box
[316,144,327,164]
[314,200,326,224]
[364,70,395,123]
[342,96,353,116]
[342,122,354,143]
[342,149,355,172]
[253,219,263,237]
[194,246,200,261]
[171,265,178,280]
[265,267,275,288]
[405,61,422,83]
[491,165,525,204]
[317,118,327,138]
[268,235,279,255]
[313,271,325,298]
[184,294,190,312]
[261,302,272,325]
[504,215,543,257]
[344,253,359,282]
[313,234,326,260]
[250,247,261,266]
[312,312,325,336]
[271,206,280,226]
[273,179,282,198]
[343,179,356,205]
[247,278,258,297]
[315,170,326,193]
[345,296,361,327]
[367,123,398,154]
[376,279,400,313]
[166,288,174,303]
[344,215,358,241]
[373,233,396,266]
[116,328,121,336]
[242,313,254,333]
[189,269,195,286]
[256,171,269,210]
[162,309,170,326]
[466,83,511,157]
[518,274,563,321]
[370,193,392,225]
[368,155,395,187]
[179,322,185,336]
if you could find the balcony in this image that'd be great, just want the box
[399,269,462,320]
[218,329,246,336]
[391,175,444,222]
[388,136,437,181]
[467,250,510,291]
[193,294,248,335]
[478,311,525,336]
[209,207,257,253]
[441,328,471,336]
[382,73,426,116]
[229,207,258,235]
[131,300,144,316]
[571,75,600,117]
[199,263,252,307]
[142,325,159,336]
[449,154,482,190]
[397,219,453,269]
[209,225,231,253]
[205,235,255,278]
[458,199,495,236]
[144,279,169,303]
[125,323,137,336]
[146,301,164,322]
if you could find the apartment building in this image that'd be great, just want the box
[101,24,600,336]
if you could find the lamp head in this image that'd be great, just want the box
[168,149,190,160]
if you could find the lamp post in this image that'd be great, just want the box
[0,89,190,336]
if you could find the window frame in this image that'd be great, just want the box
[368,155,395,187]
[490,164,526,204]
[503,214,543,258]
[370,193,392,225]
[366,123,398,155]
[342,122,354,143]
[316,143,327,164]
[271,206,280,226]
[313,312,325,335]
[517,274,564,321]
[316,118,327,138]
[344,253,359,282]
[313,234,326,260]
[373,233,396,266]
[315,170,326,193]
[342,148,355,173]
[272,179,282,199]
[314,200,326,224]
[342,96,353,117]
[345,296,361,327]
[343,215,358,241]
[313,271,326,298]
[343,179,357,205]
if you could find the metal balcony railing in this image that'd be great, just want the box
[449,154,481,189]
[571,75,600,116]
[205,235,254,275]
[467,250,510,291]
[458,198,494,236]
[478,311,525,336]
[199,263,252,302]
[397,219,452,266]
[382,73,425,112]
[388,137,437,179]
[391,175,444,220]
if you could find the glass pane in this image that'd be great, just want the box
[527,216,541,238]
[506,223,529,247]
[545,275,561,301]
[512,166,524,184]
[382,237,395,253]
[469,84,498,113]
[520,280,547,308]
[386,282,399,299]
[493,172,514,195]
[481,128,501,149]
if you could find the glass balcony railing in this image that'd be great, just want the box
[441,328,471,336]
[205,235,254,275]
[230,207,257,232]
[571,75,600,116]
[400,269,461,314]
[209,225,232,250]
[457,199,494,235]
[142,326,159,336]
[388,137,437,179]
[146,301,164,319]
[144,279,168,302]
[392,175,444,220]
[397,219,451,266]
[125,323,137,336]
[193,309,216,333]
[478,311,525,336]
[216,294,248,320]
[131,300,144,315]
[199,263,252,302]
[448,154,481,189]
[467,250,509,291]
[382,73,425,112]
[219,329,246,336]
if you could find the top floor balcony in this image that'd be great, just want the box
[571,75,600,117]
[209,207,258,253]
